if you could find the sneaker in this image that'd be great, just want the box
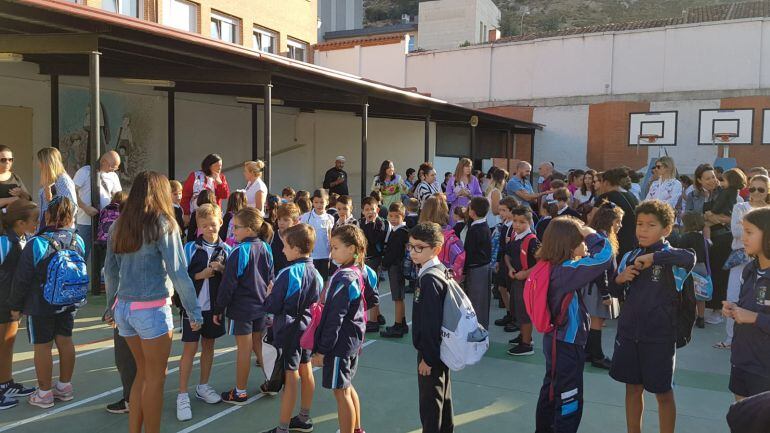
[377,315,386,326]
[221,388,249,405]
[289,415,314,432]
[176,393,192,421]
[494,313,512,326]
[365,321,380,333]
[591,357,613,370]
[705,314,724,325]
[503,322,519,333]
[508,335,522,345]
[28,389,54,408]
[1,380,36,398]
[380,325,405,338]
[507,343,534,356]
[195,384,222,404]
[0,394,18,410]
[52,382,73,401]
[399,322,409,334]
[255,359,262,367]
[259,382,279,396]
[260,428,282,433]
[106,398,129,414]
[695,317,705,329]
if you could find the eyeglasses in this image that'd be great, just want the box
[406,243,428,253]
[233,224,247,230]
[0,158,13,164]
[749,187,767,194]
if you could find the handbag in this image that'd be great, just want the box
[693,237,714,301]
[723,248,750,270]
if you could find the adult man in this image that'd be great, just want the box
[505,161,547,209]
[73,150,122,258]
[323,155,349,196]
[537,161,554,193]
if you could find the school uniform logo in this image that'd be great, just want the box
[757,285,769,306]
[651,265,663,282]
[414,287,421,303]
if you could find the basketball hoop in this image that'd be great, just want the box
[638,134,661,145]
[713,132,738,158]
[714,133,737,143]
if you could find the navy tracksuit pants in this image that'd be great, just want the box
[535,333,584,433]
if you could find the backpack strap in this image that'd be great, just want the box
[38,234,62,252]
[520,234,536,271]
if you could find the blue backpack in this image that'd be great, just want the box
[39,234,89,306]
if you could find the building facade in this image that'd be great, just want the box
[417,0,500,51]
[317,0,363,42]
[65,0,317,60]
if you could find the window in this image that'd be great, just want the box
[253,27,277,54]
[287,38,308,62]
[211,11,240,44]
[102,0,140,18]
[163,0,198,33]
[407,34,416,52]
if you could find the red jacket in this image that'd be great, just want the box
[180,170,230,215]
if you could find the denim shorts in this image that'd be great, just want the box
[114,300,174,340]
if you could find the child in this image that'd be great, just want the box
[360,196,388,332]
[300,189,334,281]
[536,201,559,240]
[464,196,492,329]
[370,191,388,220]
[380,202,410,338]
[312,225,368,433]
[327,193,340,222]
[334,195,358,228]
[452,206,468,242]
[535,216,613,433]
[176,204,232,420]
[505,204,540,355]
[93,191,128,295]
[170,180,186,239]
[262,224,322,433]
[610,200,696,433]
[553,188,582,219]
[672,212,708,329]
[0,200,39,409]
[405,198,419,229]
[265,194,280,228]
[583,201,623,369]
[221,190,247,247]
[8,197,86,408]
[273,203,301,273]
[723,207,770,401]
[281,187,296,203]
[217,207,275,404]
[187,190,217,242]
[409,222,454,433]
[493,197,517,331]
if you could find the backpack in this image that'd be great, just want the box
[224,212,237,247]
[439,228,466,279]
[95,204,120,244]
[523,261,575,334]
[425,267,489,371]
[518,234,537,271]
[39,234,89,306]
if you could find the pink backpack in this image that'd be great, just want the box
[439,228,466,279]
[300,266,364,351]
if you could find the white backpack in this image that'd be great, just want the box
[426,267,489,371]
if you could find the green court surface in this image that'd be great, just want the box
[1,280,734,433]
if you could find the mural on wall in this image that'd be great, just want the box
[59,86,158,187]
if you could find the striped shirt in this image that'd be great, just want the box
[414,181,438,208]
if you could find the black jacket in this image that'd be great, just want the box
[412,262,448,368]
[731,260,770,378]
[464,220,491,269]
[382,225,409,268]
[0,230,25,310]
[216,236,274,319]
[323,167,348,196]
[263,258,322,349]
[359,216,388,259]
[174,237,232,314]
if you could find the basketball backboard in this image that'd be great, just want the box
[698,109,753,145]
[628,111,677,146]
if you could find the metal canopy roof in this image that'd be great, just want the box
[0,0,543,133]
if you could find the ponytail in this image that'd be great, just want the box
[45,196,75,229]
[2,199,39,234]
[235,207,273,243]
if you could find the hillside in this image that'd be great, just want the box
[364,0,740,36]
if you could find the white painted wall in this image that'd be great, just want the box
[406,47,492,102]
[649,100,720,174]
[531,105,589,171]
[315,39,408,88]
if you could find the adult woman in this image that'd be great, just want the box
[567,169,585,194]
[371,160,407,209]
[685,164,720,214]
[486,167,507,228]
[715,174,770,349]
[596,167,639,259]
[573,169,596,205]
[0,145,30,210]
[446,158,482,225]
[243,160,267,215]
[37,147,76,227]
[105,171,202,433]
[413,162,439,208]
[703,168,746,325]
[180,154,230,220]
[645,156,683,212]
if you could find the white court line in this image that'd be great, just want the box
[177,339,378,433]
[0,346,237,433]
[13,346,114,376]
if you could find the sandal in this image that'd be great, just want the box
[713,341,731,349]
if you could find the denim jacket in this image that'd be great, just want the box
[104,217,202,324]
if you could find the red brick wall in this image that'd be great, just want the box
[587,101,650,170]
[720,96,770,169]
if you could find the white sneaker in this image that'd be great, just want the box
[705,313,724,325]
[195,384,221,404]
[176,393,192,421]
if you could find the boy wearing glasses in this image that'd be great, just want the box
[409,222,454,433]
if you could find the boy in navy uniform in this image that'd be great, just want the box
[360,196,388,332]
[410,222,453,433]
[504,205,540,356]
[464,196,492,329]
[262,224,322,433]
[610,200,695,433]
[405,198,420,229]
[380,202,410,338]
